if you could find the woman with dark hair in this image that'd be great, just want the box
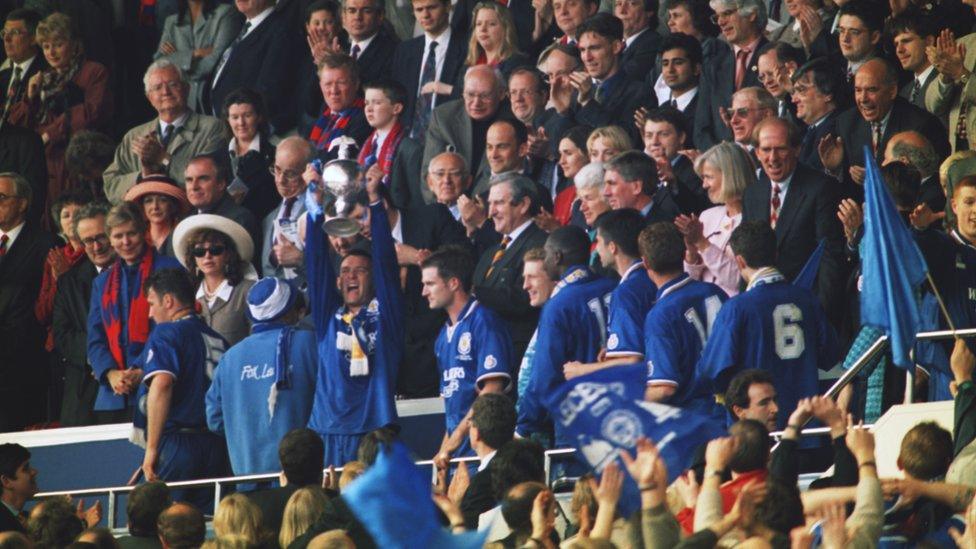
[35,189,93,354]
[8,13,112,228]
[551,125,593,227]
[665,0,719,43]
[155,0,241,113]
[173,215,257,346]
[219,88,277,221]
[123,175,192,257]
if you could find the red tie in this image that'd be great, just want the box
[770,183,781,229]
[0,234,8,257]
[734,48,749,90]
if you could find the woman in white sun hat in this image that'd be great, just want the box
[173,214,257,345]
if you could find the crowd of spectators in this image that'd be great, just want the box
[4,0,976,545]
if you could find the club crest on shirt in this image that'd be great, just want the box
[458,332,472,356]
[146,349,154,363]
[484,354,497,369]
[607,333,619,350]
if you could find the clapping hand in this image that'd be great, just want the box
[818,134,844,172]
[568,71,594,104]
[929,29,968,82]
[837,199,863,244]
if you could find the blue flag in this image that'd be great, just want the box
[793,239,826,290]
[342,442,487,549]
[545,363,727,516]
[859,146,928,369]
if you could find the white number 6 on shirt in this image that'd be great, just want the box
[773,303,805,360]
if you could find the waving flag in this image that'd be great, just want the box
[793,239,826,291]
[545,363,727,516]
[859,146,928,368]
[343,442,487,549]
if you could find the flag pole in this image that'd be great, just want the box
[925,272,959,337]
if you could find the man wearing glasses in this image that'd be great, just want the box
[262,137,312,284]
[1,10,45,124]
[694,0,767,149]
[0,172,54,432]
[54,202,116,427]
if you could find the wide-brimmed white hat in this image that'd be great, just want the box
[172,214,254,268]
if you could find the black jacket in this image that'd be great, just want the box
[391,31,468,129]
[694,37,768,149]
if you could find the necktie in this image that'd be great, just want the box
[734,48,750,91]
[770,183,781,229]
[485,235,511,278]
[269,197,298,267]
[411,40,439,140]
[958,101,971,151]
[160,123,174,147]
[213,21,251,85]
[910,79,921,104]
[0,234,8,257]
[351,44,361,60]
[669,97,678,109]
[871,122,882,156]
[593,79,604,104]
[2,66,22,117]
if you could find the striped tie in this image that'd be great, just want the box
[0,234,8,257]
[770,183,781,230]
[485,235,511,278]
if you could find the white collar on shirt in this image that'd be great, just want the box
[916,65,935,86]
[624,27,648,49]
[2,55,36,75]
[505,219,533,243]
[196,279,234,304]
[228,133,262,155]
[0,221,25,251]
[351,33,378,55]
[425,25,451,48]
[160,112,189,135]
[670,87,698,110]
[390,210,403,243]
[770,170,794,193]
[478,449,498,472]
[245,7,275,35]
[373,127,390,150]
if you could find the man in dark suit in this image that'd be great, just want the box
[693,0,767,149]
[460,393,515,529]
[1,9,45,124]
[246,429,326,540]
[53,203,115,428]
[0,172,53,432]
[391,0,467,138]
[343,0,399,85]
[508,68,571,198]
[262,138,310,287]
[742,117,845,327]
[421,65,509,177]
[0,123,45,224]
[185,154,259,241]
[552,13,650,144]
[820,58,949,199]
[471,120,555,215]
[642,107,710,215]
[207,0,304,132]
[116,481,170,548]
[791,58,846,173]
[603,151,681,224]
[616,0,662,82]
[756,42,805,126]
[0,444,36,534]
[472,174,549,363]
[886,11,941,119]
[652,33,701,146]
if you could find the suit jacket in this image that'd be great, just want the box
[397,204,470,397]
[199,278,255,346]
[834,98,950,196]
[260,197,308,285]
[102,111,225,204]
[741,164,846,325]
[391,30,468,129]
[208,9,304,132]
[421,99,503,176]
[246,484,301,539]
[116,535,163,549]
[561,71,651,144]
[460,466,495,529]
[389,136,425,211]
[218,136,278,221]
[155,4,243,113]
[0,54,47,121]
[798,109,839,173]
[620,28,663,83]
[900,69,939,114]
[694,37,768,149]
[202,194,261,245]
[53,258,100,427]
[644,186,682,224]
[353,30,400,87]
[0,123,47,224]
[0,503,25,534]
[472,221,549,353]
[666,154,710,215]
[926,32,976,152]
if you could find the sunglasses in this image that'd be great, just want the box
[193,245,226,257]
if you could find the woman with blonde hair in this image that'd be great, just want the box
[675,141,754,296]
[213,494,271,547]
[279,487,330,548]
[587,126,633,163]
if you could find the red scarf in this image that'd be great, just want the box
[100,247,155,370]
[357,121,404,184]
[308,98,365,150]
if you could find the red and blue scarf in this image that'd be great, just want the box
[100,247,155,370]
[309,99,365,150]
[357,121,404,184]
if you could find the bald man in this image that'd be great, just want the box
[261,137,312,283]
[422,65,511,181]
[822,58,948,199]
[883,131,946,212]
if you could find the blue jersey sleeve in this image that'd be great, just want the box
[516,306,567,437]
[606,294,646,358]
[141,327,181,384]
[474,312,514,391]
[698,303,740,394]
[643,311,684,389]
[305,209,341,340]
[369,203,404,350]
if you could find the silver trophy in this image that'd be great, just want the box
[320,159,367,237]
